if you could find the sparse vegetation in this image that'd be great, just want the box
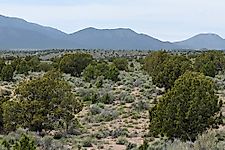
[0,49,224,149]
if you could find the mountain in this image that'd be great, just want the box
[70,27,177,50]
[175,33,225,50]
[0,15,82,49]
[0,14,225,50]
[0,15,178,50]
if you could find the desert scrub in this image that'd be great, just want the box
[96,109,118,122]
[90,103,104,115]
[99,92,115,104]
[110,128,129,138]
[93,129,110,139]
[86,107,118,123]
[132,100,149,112]
[138,130,225,150]
[118,91,135,104]
[126,142,137,150]
[82,137,95,147]
[116,136,128,145]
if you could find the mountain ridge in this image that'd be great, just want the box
[0,15,225,50]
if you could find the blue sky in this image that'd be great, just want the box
[0,0,224,41]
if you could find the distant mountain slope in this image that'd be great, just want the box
[0,14,225,50]
[0,15,67,39]
[175,33,225,50]
[70,27,177,50]
[0,15,178,50]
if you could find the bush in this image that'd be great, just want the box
[149,71,222,141]
[118,91,135,104]
[16,60,30,75]
[82,137,93,147]
[1,134,36,150]
[59,53,93,76]
[116,136,128,145]
[100,92,115,104]
[2,71,83,132]
[1,65,14,81]
[111,128,129,138]
[90,104,103,115]
[144,51,191,89]
[93,129,110,139]
[83,62,119,82]
[97,109,118,122]
[132,100,149,112]
[113,58,129,71]
[194,51,225,77]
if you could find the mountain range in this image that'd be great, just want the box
[1,15,225,50]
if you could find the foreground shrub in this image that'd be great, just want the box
[139,130,225,150]
[149,71,222,141]
[2,133,36,150]
[2,71,83,132]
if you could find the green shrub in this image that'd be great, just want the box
[194,51,225,77]
[2,71,83,132]
[111,128,129,138]
[149,71,222,141]
[144,51,191,89]
[83,62,119,82]
[16,60,30,75]
[1,65,14,81]
[82,137,93,147]
[59,53,93,77]
[1,134,36,150]
[90,104,102,115]
[116,136,128,145]
[113,58,129,71]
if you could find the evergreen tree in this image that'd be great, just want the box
[149,71,222,141]
[1,65,14,81]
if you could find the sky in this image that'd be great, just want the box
[0,0,224,42]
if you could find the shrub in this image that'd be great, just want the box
[2,71,83,132]
[194,51,225,77]
[59,53,93,77]
[111,128,129,138]
[90,104,102,115]
[82,137,93,147]
[118,91,135,104]
[83,62,119,82]
[100,92,115,104]
[1,134,36,150]
[156,55,191,89]
[16,60,30,75]
[144,51,191,90]
[97,109,118,122]
[143,51,169,76]
[149,71,222,141]
[94,129,110,139]
[116,136,128,145]
[132,100,149,112]
[113,58,129,71]
[1,65,14,81]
